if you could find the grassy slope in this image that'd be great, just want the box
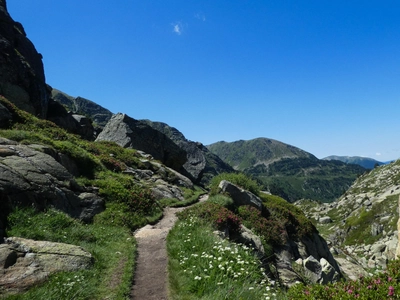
[208,139,366,202]
[0,96,185,299]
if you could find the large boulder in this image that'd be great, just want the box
[142,120,234,185]
[0,237,93,296]
[218,180,263,211]
[0,138,104,240]
[96,113,187,171]
[0,0,49,117]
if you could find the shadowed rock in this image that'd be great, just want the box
[0,0,49,117]
[142,120,234,185]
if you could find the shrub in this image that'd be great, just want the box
[178,202,242,235]
[93,202,149,230]
[85,171,162,231]
[207,194,235,211]
[209,172,260,196]
[260,193,316,239]
[53,140,101,178]
[82,140,142,169]
[238,205,286,246]
[98,154,125,172]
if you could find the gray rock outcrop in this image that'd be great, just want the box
[218,180,263,211]
[275,232,342,286]
[296,161,400,279]
[0,237,93,296]
[0,0,49,117]
[96,113,187,171]
[47,98,95,140]
[0,137,104,240]
[237,225,265,254]
[51,89,113,128]
[141,120,234,185]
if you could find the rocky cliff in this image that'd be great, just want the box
[96,113,187,171]
[0,0,49,117]
[96,115,233,185]
[51,89,113,128]
[296,159,400,278]
[141,120,234,185]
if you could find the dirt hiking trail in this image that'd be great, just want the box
[130,194,208,299]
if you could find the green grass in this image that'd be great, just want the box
[0,96,173,298]
[167,215,282,300]
[206,194,235,211]
[5,207,136,299]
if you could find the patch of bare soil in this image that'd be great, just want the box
[130,195,208,299]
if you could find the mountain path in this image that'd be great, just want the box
[130,194,208,299]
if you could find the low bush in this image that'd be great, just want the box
[260,193,316,239]
[238,205,286,246]
[88,172,162,231]
[177,202,242,235]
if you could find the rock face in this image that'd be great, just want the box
[141,120,234,185]
[51,89,113,128]
[0,137,104,240]
[296,160,400,279]
[0,0,49,117]
[275,233,342,286]
[46,98,95,140]
[0,237,93,296]
[96,113,187,171]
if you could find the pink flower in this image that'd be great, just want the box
[348,289,353,294]
[388,286,395,296]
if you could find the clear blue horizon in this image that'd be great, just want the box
[7,1,400,162]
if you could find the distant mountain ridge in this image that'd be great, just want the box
[208,138,366,203]
[207,138,315,170]
[323,155,385,169]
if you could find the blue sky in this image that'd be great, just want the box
[8,1,400,161]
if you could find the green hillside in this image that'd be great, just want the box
[208,138,366,202]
